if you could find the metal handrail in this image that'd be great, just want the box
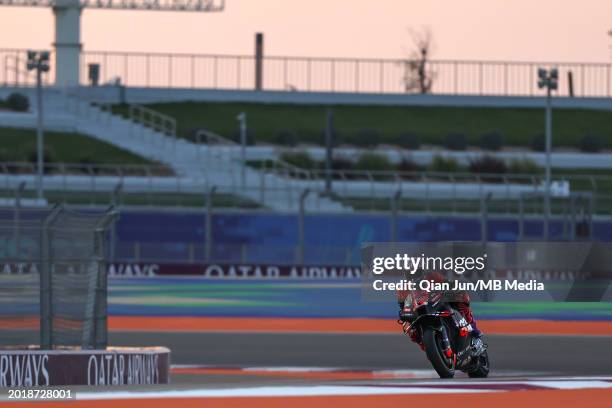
[0,161,174,176]
[74,49,612,67]
[194,129,235,145]
[128,103,177,147]
[271,167,536,183]
[3,170,612,215]
[75,50,612,96]
[1,160,609,196]
[3,55,36,87]
[192,129,312,180]
[193,128,237,163]
[3,47,612,96]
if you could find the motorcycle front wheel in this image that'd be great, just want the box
[422,328,455,378]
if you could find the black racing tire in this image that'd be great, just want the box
[422,328,455,378]
[468,350,490,378]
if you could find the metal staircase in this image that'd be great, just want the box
[56,89,350,212]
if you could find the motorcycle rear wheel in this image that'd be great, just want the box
[422,328,455,378]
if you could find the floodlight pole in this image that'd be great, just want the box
[205,185,217,262]
[14,181,26,257]
[537,67,557,240]
[325,109,334,194]
[298,188,310,264]
[543,85,552,240]
[36,64,45,201]
[480,192,493,244]
[390,189,401,242]
[28,51,49,202]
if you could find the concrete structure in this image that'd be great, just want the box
[53,0,81,87]
[1,86,612,212]
[46,85,612,110]
[0,87,349,212]
[5,86,611,171]
[0,0,225,86]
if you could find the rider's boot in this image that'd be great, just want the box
[471,336,485,355]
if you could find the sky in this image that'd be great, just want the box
[1,0,611,62]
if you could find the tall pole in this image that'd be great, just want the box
[14,182,26,258]
[544,86,552,240]
[298,189,310,264]
[238,113,247,189]
[110,182,122,263]
[480,192,492,244]
[538,67,557,240]
[205,186,217,262]
[325,109,334,194]
[518,193,525,240]
[390,190,401,242]
[255,33,264,91]
[36,67,44,201]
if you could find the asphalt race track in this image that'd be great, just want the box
[109,331,612,383]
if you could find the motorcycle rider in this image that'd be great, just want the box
[397,271,485,354]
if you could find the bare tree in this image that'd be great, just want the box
[402,27,436,94]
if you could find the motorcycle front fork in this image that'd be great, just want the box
[437,325,453,358]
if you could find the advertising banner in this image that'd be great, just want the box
[0,348,170,387]
[107,262,362,279]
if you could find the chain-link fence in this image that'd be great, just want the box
[0,205,117,350]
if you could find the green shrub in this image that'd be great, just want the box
[247,159,274,170]
[0,149,21,173]
[579,134,604,153]
[275,130,299,147]
[187,127,213,143]
[0,149,9,162]
[76,154,105,174]
[397,157,421,173]
[26,144,56,174]
[352,128,381,147]
[428,155,460,172]
[508,158,540,175]
[531,134,546,152]
[6,92,29,112]
[393,132,421,149]
[444,132,468,151]
[318,130,342,147]
[280,151,315,169]
[331,157,354,171]
[397,157,421,179]
[479,131,504,151]
[468,155,507,174]
[0,148,19,162]
[354,153,393,172]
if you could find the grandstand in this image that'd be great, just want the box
[1,46,610,266]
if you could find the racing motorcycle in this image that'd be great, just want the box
[399,289,490,378]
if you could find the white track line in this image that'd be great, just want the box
[76,386,495,400]
[527,380,612,389]
[172,365,439,378]
[74,377,612,400]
